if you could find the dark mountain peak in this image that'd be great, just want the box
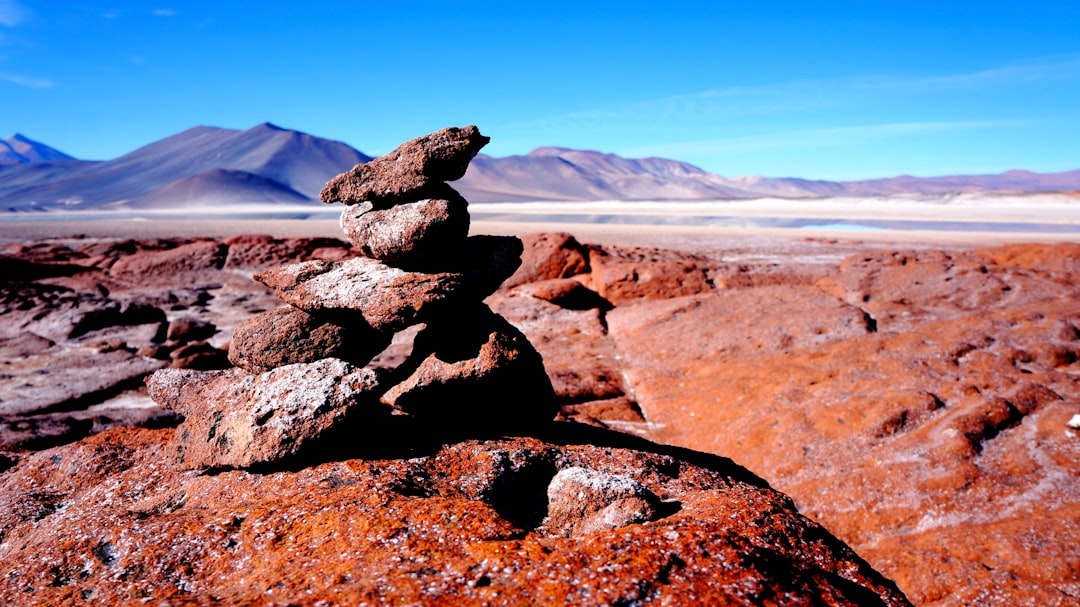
[250,122,286,132]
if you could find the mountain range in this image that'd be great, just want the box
[2,124,1078,211]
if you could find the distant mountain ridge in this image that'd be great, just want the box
[0,134,74,165]
[1,124,1078,211]
[0,123,370,211]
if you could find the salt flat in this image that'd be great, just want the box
[1,192,1078,247]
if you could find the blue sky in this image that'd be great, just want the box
[1,0,1078,180]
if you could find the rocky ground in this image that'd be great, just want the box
[1,230,1077,605]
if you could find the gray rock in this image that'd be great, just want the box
[146,358,381,470]
[253,257,464,333]
[340,185,470,266]
[541,466,662,537]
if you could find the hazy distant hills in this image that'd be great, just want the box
[459,147,762,201]
[1,124,1078,211]
[0,123,370,211]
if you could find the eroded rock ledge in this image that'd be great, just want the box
[0,425,911,606]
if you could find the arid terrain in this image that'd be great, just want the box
[0,216,1077,606]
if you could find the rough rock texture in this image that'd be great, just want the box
[320,125,490,206]
[165,316,217,343]
[5,230,1075,606]
[221,234,351,270]
[540,466,662,538]
[511,277,611,310]
[0,425,912,606]
[254,257,465,332]
[588,245,717,305]
[108,240,228,284]
[0,235,358,449]
[339,186,470,264]
[228,305,390,373]
[487,291,631,416]
[382,306,557,428]
[146,358,381,470]
[0,343,165,416]
[255,236,523,332]
[602,242,1080,607]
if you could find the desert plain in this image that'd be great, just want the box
[0,195,1078,606]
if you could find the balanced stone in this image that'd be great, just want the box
[320,125,489,207]
[382,305,556,428]
[254,257,465,333]
[145,125,557,472]
[340,184,469,265]
[228,306,391,374]
[147,358,381,470]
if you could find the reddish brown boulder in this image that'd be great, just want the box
[320,125,490,206]
[339,185,470,265]
[503,231,590,288]
[146,359,381,470]
[588,245,716,305]
[487,292,628,407]
[222,234,351,271]
[228,306,390,373]
[165,316,216,343]
[510,277,611,310]
[167,341,230,370]
[0,427,912,606]
[108,240,228,283]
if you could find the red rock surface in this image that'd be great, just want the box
[600,241,1080,607]
[0,235,359,450]
[4,231,1077,605]
[0,426,910,606]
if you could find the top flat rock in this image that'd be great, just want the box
[320,125,490,206]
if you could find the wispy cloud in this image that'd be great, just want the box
[0,0,29,27]
[499,54,1080,136]
[153,9,177,17]
[862,53,1080,92]
[621,120,1031,158]
[0,71,55,88]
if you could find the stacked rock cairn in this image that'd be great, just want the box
[147,126,557,470]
